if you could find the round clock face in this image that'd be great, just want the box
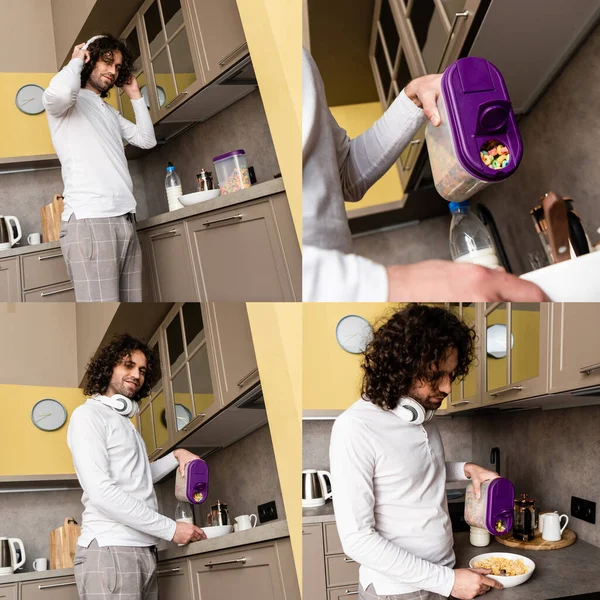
[15,84,45,115]
[31,399,67,431]
[141,85,166,108]
[336,315,374,354]
[160,404,193,430]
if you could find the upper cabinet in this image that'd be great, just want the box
[550,303,600,394]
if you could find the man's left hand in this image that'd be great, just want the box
[464,463,500,499]
[405,74,442,126]
[174,449,201,476]
[122,75,142,100]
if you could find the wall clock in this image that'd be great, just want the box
[15,84,45,115]
[31,399,67,431]
[336,315,374,354]
[160,404,193,430]
[141,85,166,108]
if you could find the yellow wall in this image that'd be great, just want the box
[246,303,301,586]
[330,103,404,213]
[237,0,301,245]
[0,385,85,476]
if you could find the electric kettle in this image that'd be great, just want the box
[302,469,332,508]
[0,216,22,250]
[0,538,26,575]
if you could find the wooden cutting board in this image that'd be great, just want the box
[41,194,64,243]
[495,528,576,550]
[50,517,81,569]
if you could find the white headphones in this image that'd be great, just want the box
[82,35,107,51]
[95,394,139,418]
[396,397,436,425]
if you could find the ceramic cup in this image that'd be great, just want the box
[27,233,41,245]
[542,513,569,542]
[33,558,48,571]
[538,511,557,535]
[234,514,257,531]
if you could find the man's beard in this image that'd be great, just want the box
[89,72,115,94]
[409,389,446,412]
[111,378,140,399]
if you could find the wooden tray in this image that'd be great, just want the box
[495,528,576,550]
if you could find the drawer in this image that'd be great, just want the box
[24,281,75,302]
[20,576,78,600]
[324,522,344,555]
[22,250,69,290]
[326,554,359,588]
[329,585,360,600]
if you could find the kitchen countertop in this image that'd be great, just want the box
[302,502,335,524]
[0,179,285,260]
[0,567,74,584]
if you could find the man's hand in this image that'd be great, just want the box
[173,448,201,476]
[122,75,142,100]
[72,43,91,64]
[452,568,503,599]
[386,261,548,302]
[172,521,206,545]
[405,74,443,126]
[464,463,501,500]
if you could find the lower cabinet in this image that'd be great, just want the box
[20,577,78,600]
[328,586,360,599]
[157,558,191,600]
[303,524,328,600]
[0,258,21,301]
[0,584,16,600]
[23,282,75,302]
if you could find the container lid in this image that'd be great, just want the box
[449,200,471,213]
[484,477,515,534]
[213,149,246,163]
[185,458,209,504]
[167,161,174,172]
[441,57,523,182]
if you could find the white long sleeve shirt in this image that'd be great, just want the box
[42,58,157,221]
[302,49,427,301]
[67,397,178,547]
[329,399,468,597]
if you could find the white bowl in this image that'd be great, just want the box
[179,189,221,206]
[520,251,600,300]
[469,552,535,588]
[202,525,233,539]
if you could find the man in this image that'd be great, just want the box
[303,48,546,302]
[330,304,503,600]
[68,334,206,600]
[43,34,157,302]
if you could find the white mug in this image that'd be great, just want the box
[33,558,48,571]
[542,512,569,542]
[538,511,557,534]
[234,514,257,531]
[27,233,42,245]
[233,523,239,532]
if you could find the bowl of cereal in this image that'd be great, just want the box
[469,552,535,588]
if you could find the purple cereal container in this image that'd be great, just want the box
[464,477,515,535]
[425,57,523,202]
[175,459,209,504]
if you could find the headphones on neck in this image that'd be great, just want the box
[96,394,139,418]
[396,397,436,425]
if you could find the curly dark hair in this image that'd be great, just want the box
[84,334,159,401]
[361,304,476,410]
[80,34,135,98]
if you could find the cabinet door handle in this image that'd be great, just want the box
[437,11,470,72]
[150,229,179,240]
[580,362,600,375]
[157,567,181,575]
[165,90,188,109]
[344,592,359,597]
[38,253,63,261]
[205,557,247,567]
[202,214,243,227]
[40,286,74,298]
[489,385,523,397]
[182,413,206,432]
[38,581,76,589]
[219,41,248,66]
[402,140,421,171]
[0,267,8,272]
[343,557,356,563]
[237,367,259,388]
[452,400,470,406]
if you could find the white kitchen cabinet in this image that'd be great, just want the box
[550,303,600,393]
[157,558,191,600]
[0,584,16,600]
[20,577,79,600]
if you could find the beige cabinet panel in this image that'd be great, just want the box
[187,200,297,301]
[550,303,600,393]
[303,524,327,600]
[324,522,344,556]
[204,302,259,407]
[190,543,286,600]
[23,282,75,302]
[138,231,155,302]
[22,251,69,291]
[0,258,21,301]
[187,0,247,83]
[157,558,191,600]
[326,555,360,588]
[146,222,198,301]
[329,586,360,600]
[20,577,79,600]
[0,584,16,600]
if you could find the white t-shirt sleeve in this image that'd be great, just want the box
[42,58,84,118]
[303,245,389,301]
[330,415,455,597]
[150,452,179,483]
[67,407,177,542]
[117,97,157,149]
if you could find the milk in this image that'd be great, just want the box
[453,247,501,269]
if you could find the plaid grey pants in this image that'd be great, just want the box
[73,540,157,600]
[60,214,142,302]
[359,584,446,600]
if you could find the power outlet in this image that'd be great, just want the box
[571,496,596,524]
[258,500,278,523]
